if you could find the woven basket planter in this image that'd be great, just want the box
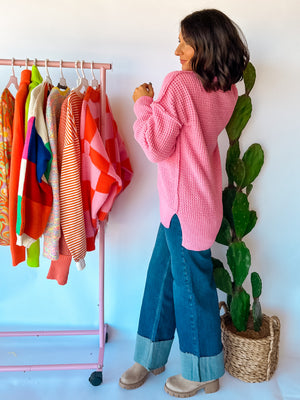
[219,302,280,383]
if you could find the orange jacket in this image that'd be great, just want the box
[9,69,31,266]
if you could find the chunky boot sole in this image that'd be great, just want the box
[164,379,219,398]
[119,365,165,390]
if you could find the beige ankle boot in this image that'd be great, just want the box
[119,362,165,390]
[164,374,219,397]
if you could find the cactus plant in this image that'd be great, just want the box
[213,62,264,332]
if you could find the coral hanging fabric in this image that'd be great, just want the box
[0,88,15,245]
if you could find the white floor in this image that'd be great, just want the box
[0,329,299,400]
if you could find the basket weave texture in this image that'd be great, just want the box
[219,302,280,383]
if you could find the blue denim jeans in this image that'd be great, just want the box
[134,215,224,382]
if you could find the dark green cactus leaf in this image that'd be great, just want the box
[229,159,245,188]
[227,294,232,310]
[211,257,224,270]
[232,192,250,239]
[226,241,251,287]
[251,272,262,298]
[230,289,250,331]
[213,267,233,295]
[226,142,240,184]
[244,210,257,236]
[222,187,237,229]
[216,217,232,245]
[246,183,253,196]
[252,298,263,332]
[226,95,252,143]
[243,62,256,96]
[242,143,264,188]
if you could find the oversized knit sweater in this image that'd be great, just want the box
[80,87,133,250]
[47,91,85,285]
[133,71,238,251]
[43,87,70,260]
[16,82,53,248]
[23,68,45,268]
[58,90,86,270]
[9,69,31,266]
[80,87,122,250]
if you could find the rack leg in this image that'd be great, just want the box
[89,220,107,386]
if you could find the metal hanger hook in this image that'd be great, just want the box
[75,60,81,79]
[45,59,50,75]
[81,60,87,79]
[60,60,65,79]
[11,58,16,76]
[91,61,96,80]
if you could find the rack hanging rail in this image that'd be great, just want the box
[0,58,111,386]
[0,58,112,70]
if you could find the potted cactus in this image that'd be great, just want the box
[213,62,280,382]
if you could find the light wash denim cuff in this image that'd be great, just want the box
[181,350,225,382]
[134,334,173,370]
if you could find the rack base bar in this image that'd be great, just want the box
[0,363,101,372]
[0,330,99,337]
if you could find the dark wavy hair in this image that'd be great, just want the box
[180,9,250,92]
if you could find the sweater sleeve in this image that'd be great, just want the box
[133,72,183,163]
[59,97,86,270]
[16,115,53,247]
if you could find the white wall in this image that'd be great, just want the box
[0,0,299,358]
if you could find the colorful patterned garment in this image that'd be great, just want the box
[43,87,70,260]
[58,90,86,270]
[16,82,53,248]
[80,88,121,250]
[9,69,31,266]
[0,88,15,245]
[47,92,86,285]
[47,92,73,285]
[24,66,44,267]
[48,88,133,285]
[47,90,85,285]
[80,87,133,250]
[102,93,133,192]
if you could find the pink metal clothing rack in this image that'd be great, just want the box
[0,58,111,386]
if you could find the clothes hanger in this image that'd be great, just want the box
[6,58,19,90]
[80,61,89,88]
[75,60,81,87]
[43,59,53,85]
[33,58,38,70]
[57,60,67,90]
[73,60,89,93]
[90,61,99,89]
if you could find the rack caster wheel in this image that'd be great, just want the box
[105,332,109,343]
[89,371,103,386]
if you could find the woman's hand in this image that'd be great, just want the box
[133,83,154,103]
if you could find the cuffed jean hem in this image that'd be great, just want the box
[134,334,173,371]
[181,350,225,382]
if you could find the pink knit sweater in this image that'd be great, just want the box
[134,71,238,251]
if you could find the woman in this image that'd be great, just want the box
[120,9,249,398]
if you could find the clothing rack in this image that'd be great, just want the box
[0,58,112,386]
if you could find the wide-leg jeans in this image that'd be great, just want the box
[134,215,224,382]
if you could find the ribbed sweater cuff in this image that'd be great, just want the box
[76,259,86,271]
[133,96,153,117]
